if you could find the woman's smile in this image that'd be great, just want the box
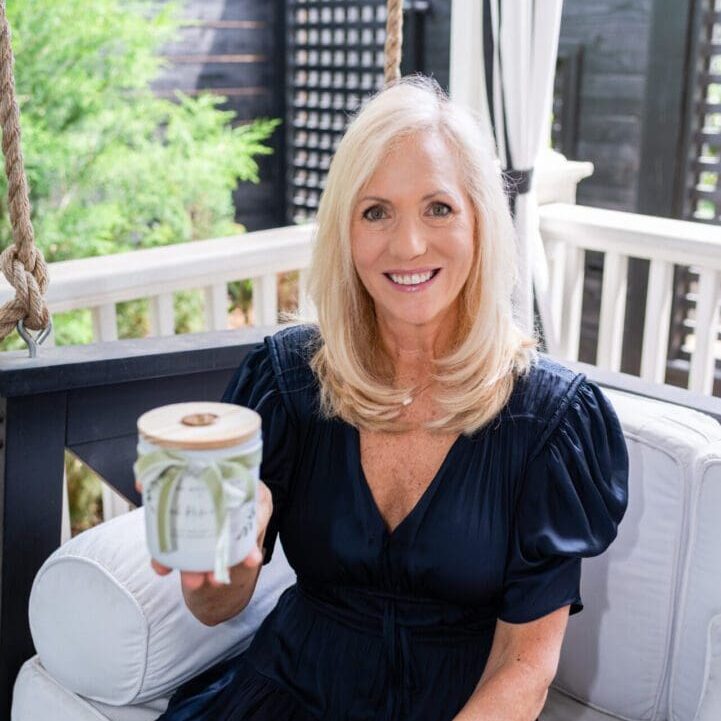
[383,267,442,292]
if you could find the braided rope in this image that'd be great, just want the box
[384,0,404,85]
[0,1,50,341]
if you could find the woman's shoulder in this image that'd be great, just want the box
[501,353,587,431]
[263,322,322,413]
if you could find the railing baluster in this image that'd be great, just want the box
[253,273,278,326]
[101,483,131,522]
[204,283,229,331]
[640,259,674,383]
[149,293,175,336]
[597,252,628,371]
[559,246,584,361]
[689,268,721,394]
[298,268,317,321]
[91,304,118,342]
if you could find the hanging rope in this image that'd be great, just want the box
[384,0,404,85]
[0,0,50,344]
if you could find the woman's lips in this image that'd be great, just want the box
[383,268,441,293]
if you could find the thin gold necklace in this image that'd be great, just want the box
[400,379,435,406]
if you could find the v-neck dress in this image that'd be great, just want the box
[157,323,629,721]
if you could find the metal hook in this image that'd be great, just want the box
[16,318,52,359]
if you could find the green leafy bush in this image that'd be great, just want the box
[0,0,281,528]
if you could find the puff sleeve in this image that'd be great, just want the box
[498,378,629,624]
[221,341,298,566]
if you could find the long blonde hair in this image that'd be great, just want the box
[290,74,538,435]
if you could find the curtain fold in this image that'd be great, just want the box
[450,0,564,351]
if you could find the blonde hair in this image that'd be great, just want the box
[287,73,538,435]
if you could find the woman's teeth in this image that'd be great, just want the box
[388,270,435,285]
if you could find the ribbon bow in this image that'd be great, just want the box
[133,447,262,584]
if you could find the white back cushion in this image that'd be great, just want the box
[553,389,721,721]
[29,507,297,705]
[668,435,721,721]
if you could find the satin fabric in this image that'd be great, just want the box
[158,323,629,721]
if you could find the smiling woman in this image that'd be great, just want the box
[156,74,629,721]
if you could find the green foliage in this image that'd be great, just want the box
[1,0,279,344]
[0,0,281,526]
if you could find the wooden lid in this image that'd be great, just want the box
[137,402,261,450]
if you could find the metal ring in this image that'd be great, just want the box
[16,318,53,359]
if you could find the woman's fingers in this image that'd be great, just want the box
[179,571,208,591]
[150,558,172,576]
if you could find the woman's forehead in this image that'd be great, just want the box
[358,133,464,199]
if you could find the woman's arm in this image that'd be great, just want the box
[451,604,571,721]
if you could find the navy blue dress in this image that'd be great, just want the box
[158,323,629,721]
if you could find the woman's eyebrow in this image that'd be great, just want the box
[358,189,453,204]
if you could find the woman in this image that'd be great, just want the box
[154,74,629,721]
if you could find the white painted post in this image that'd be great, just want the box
[298,268,317,321]
[689,268,721,394]
[204,283,228,331]
[640,259,674,383]
[253,274,278,326]
[149,293,175,336]
[597,252,628,371]
[91,304,118,342]
[559,246,584,361]
[61,462,71,544]
[101,483,132,522]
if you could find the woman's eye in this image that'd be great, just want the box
[362,205,386,221]
[429,202,452,217]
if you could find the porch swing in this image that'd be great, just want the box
[2,1,721,720]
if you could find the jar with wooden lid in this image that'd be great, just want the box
[133,401,262,584]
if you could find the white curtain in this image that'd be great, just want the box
[450,0,564,352]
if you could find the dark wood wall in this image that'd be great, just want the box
[152,0,286,231]
[559,0,654,212]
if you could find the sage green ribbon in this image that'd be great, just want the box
[134,447,262,584]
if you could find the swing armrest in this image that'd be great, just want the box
[27,507,296,706]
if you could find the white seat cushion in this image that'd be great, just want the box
[28,507,297,705]
[12,655,167,721]
[553,389,721,721]
[668,429,721,721]
[12,655,616,721]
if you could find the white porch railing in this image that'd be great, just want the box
[539,203,721,395]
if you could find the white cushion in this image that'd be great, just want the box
[553,389,721,721]
[11,654,613,721]
[692,614,721,721]
[12,655,167,721]
[668,430,721,721]
[28,507,297,705]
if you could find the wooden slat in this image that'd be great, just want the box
[640,259,674,383]
[91,304,118,343]
[180,20,266,29]
[161,54,268,64]
[149,293,175,337]
[689,268,721,394]
[597,251,628,371]
[154,87,269,98]
[559,246,585,361]
[101,483,132,522]
[204,283,229,331]
[253,274,278,326]
[297,268,317,321]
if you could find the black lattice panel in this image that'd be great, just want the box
[685,1,721,224]
[286,1,390,223]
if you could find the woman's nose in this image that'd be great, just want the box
[388,219,427,260]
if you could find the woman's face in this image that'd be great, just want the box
[350,130,476,333]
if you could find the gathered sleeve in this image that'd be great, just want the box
[498,378,629,624]
[221,341,298,565]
